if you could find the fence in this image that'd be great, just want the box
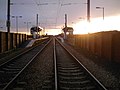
[0,32,27,53]
[67,31,120,63]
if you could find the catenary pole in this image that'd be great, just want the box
[87,0,90,22]
[7,0,10,33]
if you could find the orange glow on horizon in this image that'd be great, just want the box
[12,15,120,35]
[73,15,120,34]
[45,29,62,35]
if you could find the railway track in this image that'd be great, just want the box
[41,37,107,90]
[0,38,51,90]
[0,37,107,90]
[53,37,107,90]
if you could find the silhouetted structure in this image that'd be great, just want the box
[30,26,42,39]
[62,14,74,39]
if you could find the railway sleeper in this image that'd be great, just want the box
[15,81,27,87]
[13,88,24,90]
[8,63,15,66]
[58,72,84,76]
[2,68,20,71]
[41,77,54,89]
[59,80,91,85]
[58,67,80,70]
[59,76,87,82]
[57,63,77,67]
[58,69,82,73]
[9,81,27,90]
[41,85,53,89]
[59,75,86,79]
[0,72,16,78]
[0,70,5,73]
[5,65,22,69]
[59,85,96,90]
[59,80,95,89]
[0,83,7,89]
[5,71,19,74]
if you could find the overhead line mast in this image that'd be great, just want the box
[7,0,10,33]
[87,0,90,22]
[36,14,39,35]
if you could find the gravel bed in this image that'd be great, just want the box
[18,41,54,89]
[0,40,31,59]
[62,41,120,89]
[0,39,49,65]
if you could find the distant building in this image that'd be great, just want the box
[62,27,74,39]
[30,26,42,39]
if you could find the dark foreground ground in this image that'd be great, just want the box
[64,40,120,90]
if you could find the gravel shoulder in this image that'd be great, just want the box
[18,41,54,89]
[63,40,120,90]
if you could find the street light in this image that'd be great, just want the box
[24,22,31,34]
[11,16,22,33]
[96,7,104,20]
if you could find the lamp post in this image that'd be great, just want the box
[11,16,22,33]
[96,7,104,20]
[24,22,31,34]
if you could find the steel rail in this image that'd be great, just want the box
[53,38,58,90]
[3,38,52,90]
[55,37,107,90]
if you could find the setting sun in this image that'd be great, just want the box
[73,15,120,34]
[45,29,62,35]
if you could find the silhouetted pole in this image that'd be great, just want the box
[103,7,104,20]
[7,0,10,33]
[87,0,90,22]
[12,16,22,33]
[96,7,104,20]
[24,22,31,34]
[65,14,67,27]
[36,14,38,35]
[64,14,67,39]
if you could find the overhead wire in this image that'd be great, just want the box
[11,0,81,29]
[32,0,47,27]
[55,0,63,29]
[32,0,58,29]
[33,0,81,29]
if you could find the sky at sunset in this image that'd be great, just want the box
[0,0,120,35]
